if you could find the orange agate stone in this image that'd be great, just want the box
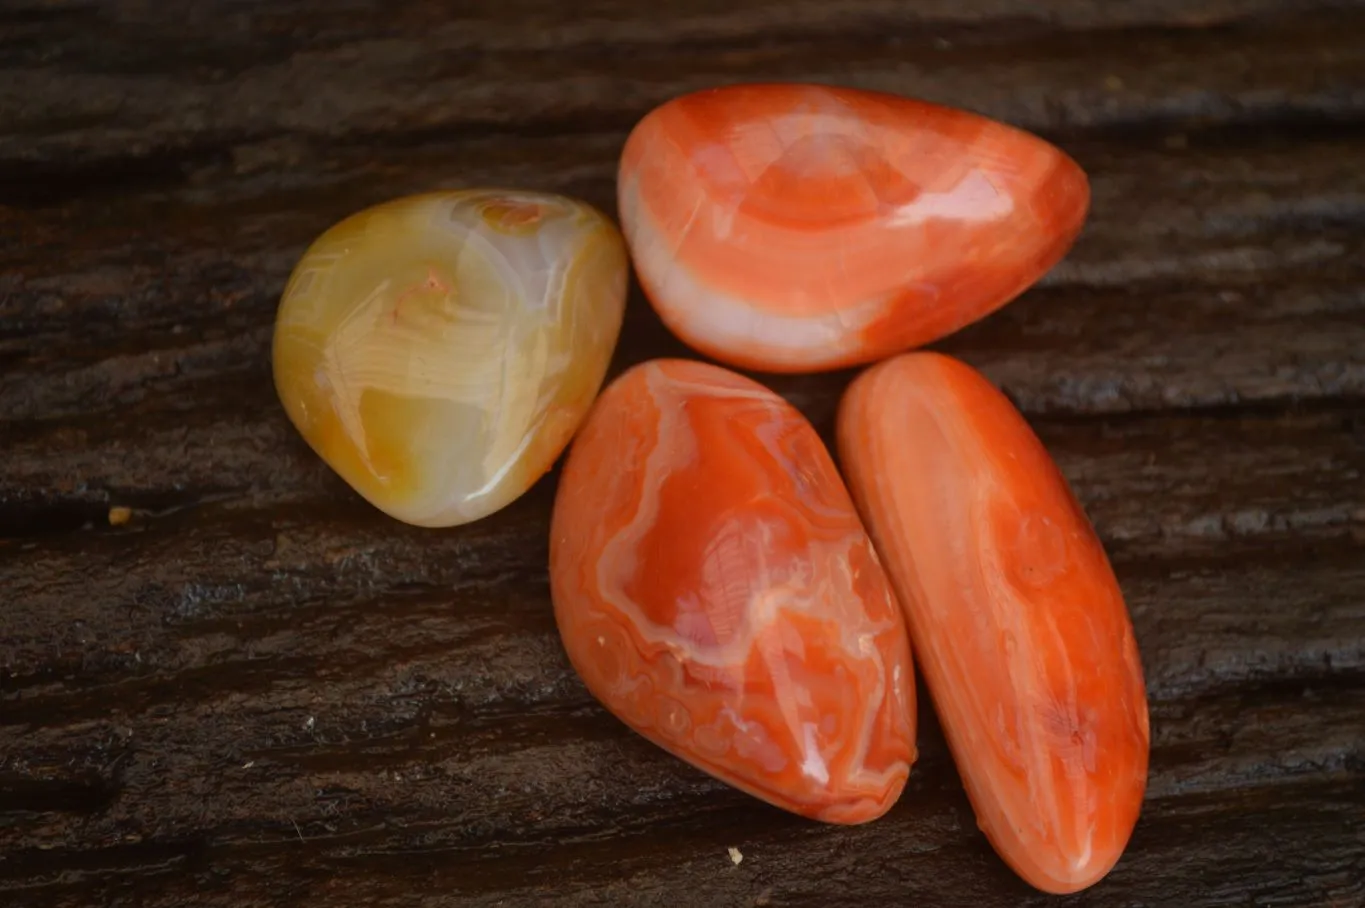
[836,353,1149,893]
[550,359,917,823]
[618,83,1089,373]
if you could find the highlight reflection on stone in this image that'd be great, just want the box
[618,82,1089,373]
[836,352,1149,893]
[550,359,917,823]
[272,189,628,527]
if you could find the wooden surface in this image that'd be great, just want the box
[3,1,1365,905]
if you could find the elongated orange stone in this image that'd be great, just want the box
[618,82,1089,373]
[836,352,1149,893]
[550,359,917,823]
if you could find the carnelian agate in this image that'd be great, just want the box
[836,353,1149,893]
[550,359,917,823]
[617,83,1089,373]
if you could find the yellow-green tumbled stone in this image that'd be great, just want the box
[271,189,628,527]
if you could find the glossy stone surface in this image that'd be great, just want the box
[836,352,1149,893]
[272,189,628,527]
[550,358,917,823]
[618,82,1090,373]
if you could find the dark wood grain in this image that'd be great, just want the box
[3,1,1364,906]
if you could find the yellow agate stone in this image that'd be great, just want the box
[272,189,628,527]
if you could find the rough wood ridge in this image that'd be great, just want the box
[2,1,1364,906]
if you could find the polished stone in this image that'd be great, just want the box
[272,189,627,527]
[618,82,1089,372]
[837,351,1149,892]
[550,358,917,823]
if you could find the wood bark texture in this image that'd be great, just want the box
[2,2,1364,906]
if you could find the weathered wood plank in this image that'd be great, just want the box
[5,0,1356,62]
[3,532,1362,888]
[4,1,1364,906]
[4,541,1361,816]
[4,395,1362,900]
[4,344,1363,548]
[2,743,1361,907]
[3,428,1362,897]
[2,5,1363,185]
[3,135,1363,430]
[3,472,1361,719]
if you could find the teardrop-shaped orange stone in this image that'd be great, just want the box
[618,83,1089,373]
[836,352,1149,893]
[550,358,917,823]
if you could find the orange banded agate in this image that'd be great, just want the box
[837,352,1149,892]
[618,83,1089,373]
[550,359,917,823]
